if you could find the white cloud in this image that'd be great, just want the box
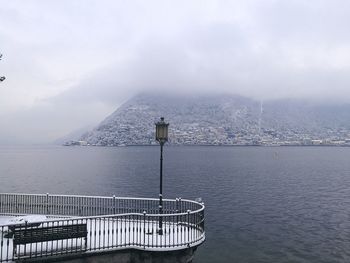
[1,0,350,143]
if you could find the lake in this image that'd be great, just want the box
[1,146,350,263]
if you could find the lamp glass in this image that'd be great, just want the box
[155,118,169,142]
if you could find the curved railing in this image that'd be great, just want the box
[0,193,205,262]
[0,193,203,217]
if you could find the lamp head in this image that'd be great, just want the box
[155,117,169,144]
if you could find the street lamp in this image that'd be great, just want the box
[155,117,169,235]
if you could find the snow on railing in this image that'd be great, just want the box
[0,193,202,217]
[0,193,205,262]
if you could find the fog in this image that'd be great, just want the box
[0,0,350,143]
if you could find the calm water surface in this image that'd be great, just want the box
[1,146,350,263]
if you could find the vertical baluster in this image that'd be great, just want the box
[57,220,62,256]
[124,215,127,247]
[136,214,139,246]
[96,198,99,216]
[64,196,66,215]
[46,193,49,215]
[78,219,82,254]
[143,211,146,249]
[111,216,115,248]
[86,197,89,216]
[120,215,123,247]
[20,222,27,259]
[147,214,151,248]
[73,196,76,216]
[127,214,130,246]
[113,197,115,215]
[88,219,92,251]
[75,219,79,253]
[98,218,101,250]
[99,198,102,216]
[180,213,183,246]
[116,216,119,248]
[1,225,3,262]
[156,215,158,248]
[137,213,140,246]
[6,194,9,213]
[167,215,170,248]
[187,210,190,246]
[91,198,93,216]
[103,216,106,249]
[33,195,36,214]
[50,221,54,256]
[5,194,7,213]
[163,215,166,248]
[44,221,49,256]
[88,198,90,217]
[107,217,110,249]
[74,197,76,216]
[93,218,96,251]
[132,214,135,246]
[139,213,142,247]
[5,195,7,213]
[25,194,28,214]
[26,196,34,214]
[16,224,21,261]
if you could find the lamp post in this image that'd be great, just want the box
[155,117,169,235]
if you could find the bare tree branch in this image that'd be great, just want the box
[0,53,4,82]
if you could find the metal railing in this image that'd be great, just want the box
[0,193,202,217]
[0,193,205,262]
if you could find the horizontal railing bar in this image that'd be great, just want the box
[0,209,205,227]
[0,193,201,204]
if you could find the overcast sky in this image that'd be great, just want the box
[1,0,350,144]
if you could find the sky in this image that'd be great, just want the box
[0,0,350,144]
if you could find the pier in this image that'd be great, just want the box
[0,193,205,262]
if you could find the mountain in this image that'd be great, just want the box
[54,125,94,145]
[75,93,350,146]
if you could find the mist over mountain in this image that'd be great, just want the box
[75,93,350,146]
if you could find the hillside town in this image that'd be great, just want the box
[64,94,350,147]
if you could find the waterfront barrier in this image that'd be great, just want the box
[0,193,205,262]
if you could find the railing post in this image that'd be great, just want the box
[15,194,19,213]
[143,211,146,250]
[78,197,81,216]
[9,224,14,261]
[176,198,179,224]
[46,193,49,215]
[24,221,28,257]
[187,210,191,247]
[113,195,116,215]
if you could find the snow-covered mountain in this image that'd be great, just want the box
[74,93,350,146]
